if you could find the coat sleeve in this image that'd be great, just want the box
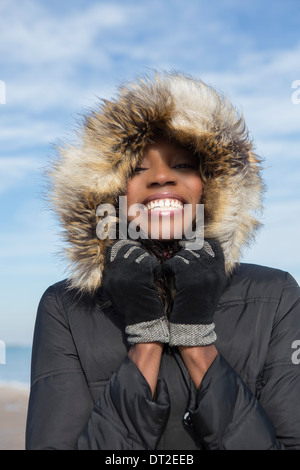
[26,284,95,449]
[26,284,170,450]
[77,357,170,450]
[187,272,300,450]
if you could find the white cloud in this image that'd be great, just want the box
[0,1,129,66]
[202,42,300,136]
[0,116,61,145]
[0,156,42,193]
[0,1,134,116]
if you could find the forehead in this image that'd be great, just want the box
[143,137,195,159]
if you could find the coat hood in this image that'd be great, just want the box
[47,71,264,293]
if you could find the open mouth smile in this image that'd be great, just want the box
[142,193,186,214]
[145,198,184,212]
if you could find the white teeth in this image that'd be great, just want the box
[146,199,184,211]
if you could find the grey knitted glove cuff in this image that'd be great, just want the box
[169,322,216,347]
[125,317,170,345]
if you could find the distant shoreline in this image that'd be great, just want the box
[0,380,30,390]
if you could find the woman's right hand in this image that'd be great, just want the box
[103,239,169,345]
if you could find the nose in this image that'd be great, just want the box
[147,159,176,187]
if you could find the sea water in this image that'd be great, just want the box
[0,345,32,389]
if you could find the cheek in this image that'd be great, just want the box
[125,178,144,221]
[126,178,138,208]
[188,176,203,203]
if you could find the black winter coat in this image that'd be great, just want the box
[26,263,300,450]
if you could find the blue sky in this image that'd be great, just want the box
[0,0,300,345]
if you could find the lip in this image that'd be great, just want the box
[142,193,187,205]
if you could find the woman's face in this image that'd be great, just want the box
[126,138,203,241]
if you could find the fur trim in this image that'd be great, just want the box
[47,71,264,293]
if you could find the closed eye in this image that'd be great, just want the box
[133,167,147,173]
[174,163,197,170]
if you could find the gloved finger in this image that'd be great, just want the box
[106,239,141,262]
[162,246,206,267]
[179,239,224,260]
[160,255,182,277]
[203,239,225,261]
[178,239,214,256]
[106,239,161,276]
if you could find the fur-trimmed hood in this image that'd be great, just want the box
[47,71,264,293]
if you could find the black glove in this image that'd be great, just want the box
[161,239,227,346]
[103,240,169,345]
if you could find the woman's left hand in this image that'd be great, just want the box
[161,239,227,347]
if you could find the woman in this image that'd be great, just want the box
[26,71,300,450]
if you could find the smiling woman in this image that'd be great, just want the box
[26,70,300,450]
